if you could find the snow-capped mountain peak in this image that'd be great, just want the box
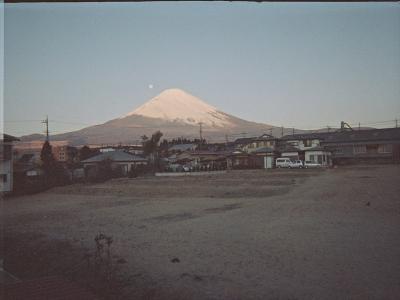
[126,88,233,128]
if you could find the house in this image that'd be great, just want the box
[279,133,329,161]
[241,134,279,153]
[1,134,20,193]
[252,147,278,169]
[165,150,228,171]
[234,134,279,154]
[168,143,197,154]
[321,128,400,165]
[304,146,332,166]
[227,150,260,170]
[81,150,148,176]
[279,145,302,161]
[280,133,326,150]
[53,145,78,164]
[188,150,228,170]
[14,152,43,178]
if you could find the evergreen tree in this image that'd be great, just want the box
[40,141,68,186]
[40,141,55,175]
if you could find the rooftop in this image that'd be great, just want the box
[81,150,147,163]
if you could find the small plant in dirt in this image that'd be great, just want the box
[93,233,114,279]
[82,232,128,299]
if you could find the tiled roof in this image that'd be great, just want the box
[253,147,274,153]
[323,128,400,143]
[304,146,328,151]
[281,132,331,141]
[281,128,400,143]
[81,150,147,163]
[168,143,196,151]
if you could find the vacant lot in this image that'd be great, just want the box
[3,165,400,299]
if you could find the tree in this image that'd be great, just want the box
[40,141,68,187]
[79,145,99,161]
[41,141,55,175]
[142,131,163,170]
[143,131,163,156]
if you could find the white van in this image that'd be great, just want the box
[276,157,292,168]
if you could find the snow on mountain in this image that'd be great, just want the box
[20,88,284,145]
[126,88,233,128]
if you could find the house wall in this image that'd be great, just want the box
[243,140,276,153]
[281,152,299,159]
[305,151,331,166]
[325,142,399,165]
[286,139,321,150]
[1,143,14,192]
[84,160,148,176]
[0,160,12,192]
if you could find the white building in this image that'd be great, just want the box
[1,134,19,193]
[304,146,332,166]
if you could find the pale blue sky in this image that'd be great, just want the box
[4,2,400,136]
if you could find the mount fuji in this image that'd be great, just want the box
[20,88,294,145]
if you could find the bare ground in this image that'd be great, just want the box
[2,166,400,299]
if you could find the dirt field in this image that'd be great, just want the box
[3,165,400,300]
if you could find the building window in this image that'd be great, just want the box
[378,144,392,153]
[304,140,312,147]
[335,148,344,155]
[353,145,366,154]
[1,174,7,183]
[309,155,315,162]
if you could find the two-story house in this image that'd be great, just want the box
[279,133,332,166]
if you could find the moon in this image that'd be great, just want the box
[148,84,154,89]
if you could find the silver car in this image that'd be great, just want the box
[288,160,304,168]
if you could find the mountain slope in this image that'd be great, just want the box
[126,88,234,128]
[19,88,292,145]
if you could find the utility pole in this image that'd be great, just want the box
[358,122,361,130]
[281,126,284,137]
[42,115,49,141]
[327,126,331,133]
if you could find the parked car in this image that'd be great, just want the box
[289,160,304,168]
[304,161,322,168]
[276,157,292,168]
